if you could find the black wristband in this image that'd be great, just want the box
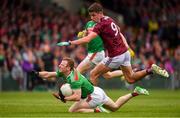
[59,89,66,103]
[35,71,39,76]
[68,41,71,45]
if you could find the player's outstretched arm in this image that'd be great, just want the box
[56,32,97,47]
[38,71,57,80]
[30,70,57,80]
[30,70,39,77]
[71,32,97,45]
[57,42,71,46]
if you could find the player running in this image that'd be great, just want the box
[76,20,133,80]
[57,3,169,85]
[31,57,149,113]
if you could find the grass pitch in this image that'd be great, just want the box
[0,90,180,117]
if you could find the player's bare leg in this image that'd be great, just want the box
[103,93,133,112]
[75,107,109,113]
[90,63,111,85]
[103,70,123,80]
[77,61,92,74]
[103,87,149,112]
[120,64,169,84]
[120,65,148,84]
[68,100,91,112]
[78,60,124,81]
[75,108,94,112]
[69,100,108,113]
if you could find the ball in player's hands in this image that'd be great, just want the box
[60,83,73,97]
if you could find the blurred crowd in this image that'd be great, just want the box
[0,0,179,91]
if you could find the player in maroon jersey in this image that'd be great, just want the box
[57,2,169,85]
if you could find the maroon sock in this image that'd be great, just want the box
[146,68,153,74]
[131,92,139,97]
[94,108,100,113]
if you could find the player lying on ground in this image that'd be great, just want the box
[31,57,149,113]
[56,2,169,85]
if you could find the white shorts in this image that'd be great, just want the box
[101,51,131,69]
[82,50,105,66]
[86,86,109,108]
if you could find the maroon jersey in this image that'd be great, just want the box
[93,16,127,57]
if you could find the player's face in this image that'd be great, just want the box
[59,60,69,73]
[89,12,101,22]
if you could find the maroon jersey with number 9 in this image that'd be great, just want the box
[93,16,127,57]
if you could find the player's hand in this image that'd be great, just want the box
[29,70,39,77]
[56,42,71,47]
[77,30,86,38]
[128,48,135,58]
[59,90,66,103]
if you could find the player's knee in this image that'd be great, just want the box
[68,109,73,113]
[126,79,135,84]
[124,75,135,84]
[76,67,80,72]
[68,108,76,113]
[109,105,118,112]
[76,66,83,73]
[90,70,95,77]
[90,71,97,80]
[103,73,111,79]
[110,109,116,112]
[90,69,101,78]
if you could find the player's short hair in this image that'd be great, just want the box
[62,57,74,70]
[88,2,103,13]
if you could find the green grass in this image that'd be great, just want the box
[0,90,180,117]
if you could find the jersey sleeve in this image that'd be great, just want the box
[85,22,88,29]
[56,70,64,77]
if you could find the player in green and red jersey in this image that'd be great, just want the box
[31,57,149,113]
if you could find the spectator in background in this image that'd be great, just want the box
[11,59,24,90]
[172,46,180,89]
[0,44,5,69]
[41,41,55,71]
[0,44,6,91]
[41,42,55,88]
[22,47,36,90]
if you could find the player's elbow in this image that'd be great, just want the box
[68,108,76,113]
